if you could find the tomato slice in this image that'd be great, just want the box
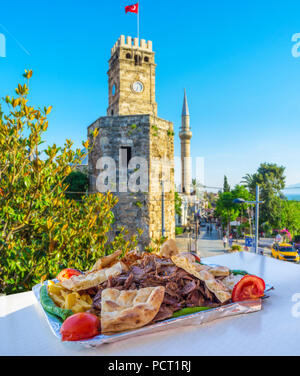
[60,313,100,341]
[57,268,82,282]
[232,275,265,302]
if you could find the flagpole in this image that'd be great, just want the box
[137,1,139,40]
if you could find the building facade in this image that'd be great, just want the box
[88,36,175,248]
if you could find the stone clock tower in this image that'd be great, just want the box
[107,35,157,117]
[88,36,175,248]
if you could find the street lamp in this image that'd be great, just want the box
[233,185,263,254]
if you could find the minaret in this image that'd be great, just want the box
[179,89,192,195]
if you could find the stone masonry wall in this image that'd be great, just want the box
[88,114,175,249]
[149,116,175,241]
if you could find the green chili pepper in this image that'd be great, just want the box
[40,285,73,321]
[172,306,212,318]
[230,270,249,276]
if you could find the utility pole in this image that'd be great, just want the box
[195,218,198,253]
[233,184,263,255]
[161,180,165,237]
[255,184,260,254]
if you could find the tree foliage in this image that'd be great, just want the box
[280,201,300,238]
[175,192,182,216]
[215,185,253,228]
[223,176,230,192]
[248,163,286,228]
[64,170,89,201]
[0,71,139,295]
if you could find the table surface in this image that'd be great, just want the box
[1,252,300,356]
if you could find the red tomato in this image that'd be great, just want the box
[57,268,82,282]
[232,275,266,303]
[60,313,100,342]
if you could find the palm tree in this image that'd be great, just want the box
[241,173,256,193]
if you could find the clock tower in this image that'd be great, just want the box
[88,36,175,248]
[107,35,157,117]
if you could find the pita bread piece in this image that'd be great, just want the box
[171,255,231,304]
[90,250,123,273]
[208,266,230,277]
[60,261,126,292]
[101,286,165,334]
[159,239,179,258]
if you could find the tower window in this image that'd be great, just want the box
[111,109,114,116]
[144,56,149,62]
[134,55,142,66]
[126,53,132,59]
[120,146,132,167]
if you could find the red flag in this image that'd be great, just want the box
[125,3,139,14]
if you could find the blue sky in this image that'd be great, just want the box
[1,0,300,189]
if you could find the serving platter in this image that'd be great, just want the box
[33,263,273,349]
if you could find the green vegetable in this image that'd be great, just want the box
[172,306,212,318]
[40,285,73,321]
[231,270,249,276]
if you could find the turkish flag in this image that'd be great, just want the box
[125,3,139,14]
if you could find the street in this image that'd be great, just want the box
[176,224,227,258]
[176,224,274,259]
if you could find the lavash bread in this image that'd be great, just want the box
[159,239,179,258]
[221,274,244,292]
[208,266,230,277]
[101,286,165,334]
[60,261,127,292]
[90,250,123,273]
[171,255,231,304]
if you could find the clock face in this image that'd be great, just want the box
[132,81,144,93]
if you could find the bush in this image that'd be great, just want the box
[175,227,184,236]
[0,71,140,295]
[64,171,89,201]
[231,245,242,252]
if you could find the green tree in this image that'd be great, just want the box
[223,176,230,192]
[280,201,300,237]
[241,173,256,193]
[175,192,182,216]
[251,163,286,228]
[64,171,89,201]
[0,71,139,295]
[215,185,253,231]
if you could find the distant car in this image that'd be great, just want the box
[271,243,300,263]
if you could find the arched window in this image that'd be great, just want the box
[126,53,132,59]
[134,55,142,66]
[144,56,149,63]
[111,109,114,116]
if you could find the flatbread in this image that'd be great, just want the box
[90,250,123,273]
[60,262,126,292]
[101,286,165,334]
[171,255,231,304]
[208,266,230,277]
[221,274,244,292]
[159,239,179,258]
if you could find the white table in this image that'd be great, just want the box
[1,252,300,356]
